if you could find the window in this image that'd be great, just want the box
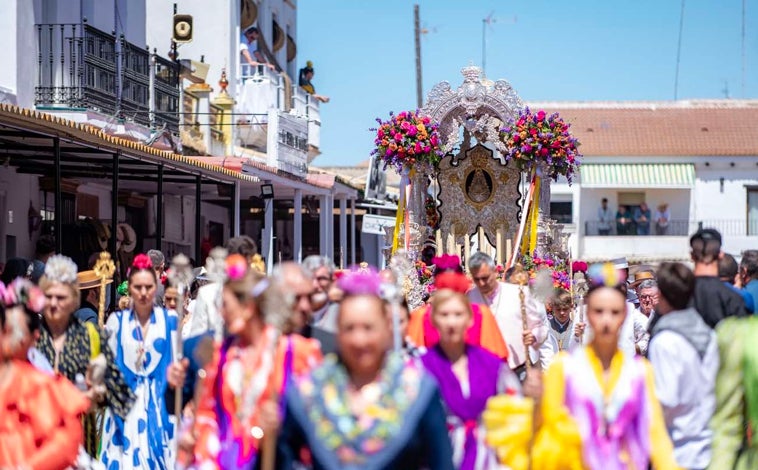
[748,187,758,236]
[550,201,573,224]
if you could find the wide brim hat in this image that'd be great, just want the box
[77,270,114,290]
[118,223,137,253]
[630,270,656,289]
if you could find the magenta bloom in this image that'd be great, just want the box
[394,133,403,141]
[536,110,546,121]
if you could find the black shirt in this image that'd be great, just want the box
[691,276,748,329]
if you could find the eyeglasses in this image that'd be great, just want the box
[638,294,658,301]
[315,275,331,283]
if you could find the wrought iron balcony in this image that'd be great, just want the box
[35,21,180,133]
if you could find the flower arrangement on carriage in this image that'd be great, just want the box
[500,108,581,183]
[371,110,444,175]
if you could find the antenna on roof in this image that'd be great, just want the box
[741,0,746,97]
[722,80,731,99]
[673,0,686,100]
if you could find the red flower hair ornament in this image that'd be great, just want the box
[131,254,153,271]
[433,271,471,294]
[432,254,463,273]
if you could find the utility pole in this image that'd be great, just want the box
[414,4,423,109]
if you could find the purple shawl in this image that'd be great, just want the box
[422,344,501,470]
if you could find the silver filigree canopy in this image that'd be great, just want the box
[422,65,524,153]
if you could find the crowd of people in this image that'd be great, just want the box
[597,198,671,235]
[1,228,757,469]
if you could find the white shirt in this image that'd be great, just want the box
[469,282,547,369]
[581,302,638,356]
[648,328,718,470]
[597,206,613,230]
[633,310,651,355]
[189,282,224,342]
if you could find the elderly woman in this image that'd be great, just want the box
[277,269,454,470]
[187,254,322,469]
[36,255,134,457]
[0,278,90,468]
[421,271,521,470]
[100,254,187,469]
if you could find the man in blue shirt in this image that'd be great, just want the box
[718,252,755,313]
[740,250,758,313]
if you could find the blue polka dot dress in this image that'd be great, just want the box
[100,307,178,469]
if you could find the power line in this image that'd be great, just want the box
[742,0,747,97]
[673,0,686,100]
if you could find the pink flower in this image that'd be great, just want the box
[394,133,403,141]
[540,147,549,157]
[407,125,417,136]
[430,135,438,146]
[536,110,546,121]
[414,141,422,153]
[422,116,431,124]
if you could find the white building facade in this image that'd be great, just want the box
[540,100,758,262]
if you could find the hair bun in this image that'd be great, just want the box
[43,255,78,285]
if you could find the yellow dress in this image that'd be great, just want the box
[485,348,681,470]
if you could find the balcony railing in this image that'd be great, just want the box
[35,22,180,133]
[585,219,758,237]
[237,64,320,149]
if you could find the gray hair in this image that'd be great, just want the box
[147,249,165,267]
[637,279,658,291]
[468,251,496,272]
[302,255,335,275]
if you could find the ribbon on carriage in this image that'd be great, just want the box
[392,167,415,253]
[517,174,541,258]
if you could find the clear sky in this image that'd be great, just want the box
[297,0,757,167]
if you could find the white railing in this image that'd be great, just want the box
[236,64,320,150]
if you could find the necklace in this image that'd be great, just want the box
[133,311,152,371]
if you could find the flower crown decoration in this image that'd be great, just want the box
[432,254,463,274]
[0,278,46,313]
[371,110,444,175]
[43,254,78,285]
[587,263,628,288]
[225,254,249,281]
[117,280,129,297]
[571,260,588,273]
[433,271,471,294]
[500,107,582,183]
[337,266,382,297]
[131,254,153,272]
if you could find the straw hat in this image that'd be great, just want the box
[77,270,114,290]
[630,270,656,289]
[118,223,137,253]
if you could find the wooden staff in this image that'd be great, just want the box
[168,254,193,422]
[93,252,115,327]
[511,264,531,369]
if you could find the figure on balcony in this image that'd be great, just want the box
[634,202,652,235]
[615,204,634,235]
[299,61,330,103]
[654,203,670,235]
[596,198,613,236]
[240,26,276,72]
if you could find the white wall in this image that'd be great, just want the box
[693,161,758,224]
[146,0,238,98]
[0,0,18,100]
[579,188,692,233]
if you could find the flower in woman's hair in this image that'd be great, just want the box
[117,280,129,296]
[571,260,588,273]
[131,254,153,271]
[587,263,627,288]
[0,281,17,306]
[432,254,462,273]
[225,254,248,281]
[337,266,382,297]
[25,284,47,313]
[433,271,471,294]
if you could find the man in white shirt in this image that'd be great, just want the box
[467,252,547,379]
[240,25,275,71]
[302,255,339,334]
[648,262,718,470]
[189,236,258,342]
[597,197,613,235]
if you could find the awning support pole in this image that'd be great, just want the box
[53,137,62,253]
[156,164,164,252]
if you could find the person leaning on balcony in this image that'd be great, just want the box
[654,203,670,235]
[616,204,634,235]
[597,197,613,235]
[635,202,652,235]
[299,61,330,103]
[240,25,276,71]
